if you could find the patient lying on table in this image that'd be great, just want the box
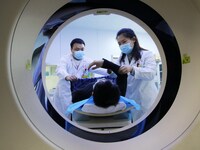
[66,78,140,114]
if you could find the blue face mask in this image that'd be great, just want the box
[73,50,84,60]
[120,43,133,54]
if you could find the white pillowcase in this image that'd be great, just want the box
[81,101,126,114]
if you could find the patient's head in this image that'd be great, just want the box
[93,79,120,108]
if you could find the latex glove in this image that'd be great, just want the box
[88,60,104,70]
[118,65,133,74]
[65,75,77,81]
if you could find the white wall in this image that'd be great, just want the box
[45,27,120,65]
[45,15,160,65]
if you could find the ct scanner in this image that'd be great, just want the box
[1,0,200,149]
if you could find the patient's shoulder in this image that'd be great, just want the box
[81,101,126,114]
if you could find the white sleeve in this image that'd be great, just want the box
[56,55,69,79]
[134,51,157,80]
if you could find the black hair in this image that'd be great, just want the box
[70,38,85,49]
[93,80,120,108]
[116,28,145,64]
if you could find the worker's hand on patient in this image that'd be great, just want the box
[88,60,104,70]
[65,75,77,81]
[118,65,133,74]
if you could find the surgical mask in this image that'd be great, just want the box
[73,50,84,60]
[120,43,133,54]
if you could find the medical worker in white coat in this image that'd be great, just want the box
[89,28,158,113]
[54,38,107,115]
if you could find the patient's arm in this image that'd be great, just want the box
[89,59,127,96]
[102,59,127,96]
[102,59,120,75]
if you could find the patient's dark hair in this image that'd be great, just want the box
[93,80,120,108]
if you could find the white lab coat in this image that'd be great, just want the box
[54,54,108,115]
[117,50,158,112]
